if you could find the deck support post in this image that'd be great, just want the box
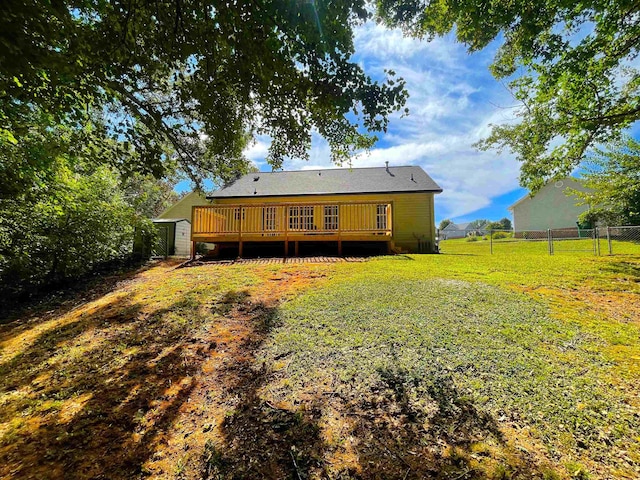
[295,241,299,257]
[337,239,342,256]
[238,241,243,258]
[191,241,196,260]
[284,241,289,257]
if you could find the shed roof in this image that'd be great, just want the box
[207,166,442,199]
[152,218,190,224]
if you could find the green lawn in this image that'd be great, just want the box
[259,243,640,479]
[1,245,639,479]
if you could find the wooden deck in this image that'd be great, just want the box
[192,201,393,257]
[185,256,370,267]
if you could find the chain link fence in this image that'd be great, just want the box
[438,225,640,256]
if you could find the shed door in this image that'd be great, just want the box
[153,225,170,258]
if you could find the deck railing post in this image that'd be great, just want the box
[284,205,289,257]
[238,207,243,258]
[337,204,342,256]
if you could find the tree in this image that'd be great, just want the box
[468,219,489,230]
[1,0,408,187]
[0,158,149,294]
[122,174,181,219]
[0,117,152,296]
[439,219,452,230]
[574,136,640,226]
[377,0,640,191]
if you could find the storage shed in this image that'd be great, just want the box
[152,218,192,257]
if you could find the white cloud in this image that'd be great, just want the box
[244,24,524,220]
[354,23,470,72]
[244,134,271,163]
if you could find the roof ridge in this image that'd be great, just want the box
[253,165,420,174]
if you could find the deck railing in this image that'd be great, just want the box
[192,202,393,240]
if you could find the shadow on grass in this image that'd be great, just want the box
[200,303,327,479]
[0,287,251,479]
[0,259,160,325]
[350,367,507,479]
[602,260,640,282]
[2,274,547,479]
[202,360,542,479]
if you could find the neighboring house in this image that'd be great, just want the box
[191,165,442,256]
[508,177,591,232]
[151,218,192,257]
[440,222,488,239]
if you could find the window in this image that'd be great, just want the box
[233,208,244,221]
[288,206,299,230]
[289,206,314,230]
[323,205,339,230]
[263,206,277,231]
[376,204,388,230]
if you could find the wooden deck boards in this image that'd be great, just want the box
[185,256,369,267]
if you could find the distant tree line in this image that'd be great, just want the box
[439,218,512,231]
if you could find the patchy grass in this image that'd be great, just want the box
[0,245,639,479]
[0,260,332,479]
[257,245,640,479]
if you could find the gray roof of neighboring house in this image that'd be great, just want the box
[442,222,471,231]
[442,222,491,231]
[206,166,442,199]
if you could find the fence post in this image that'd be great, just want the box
[593,228,598,256]
[490,229,493,255]
[547,228,553,255]
[607,226,612,255]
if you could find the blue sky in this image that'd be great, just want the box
[177,24,529,224]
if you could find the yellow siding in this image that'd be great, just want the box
[159,192,211,220]
[212,192,436,252]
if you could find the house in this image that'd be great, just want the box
[191,165,442,256]
[508,177,591,232]
[151,218,191,257]
[440,222,488,239]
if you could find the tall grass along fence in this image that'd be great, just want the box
[438,225,640,256]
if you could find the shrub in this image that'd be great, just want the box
[0,160,149,298]
[492,231,513,240]
[466,235,479,242]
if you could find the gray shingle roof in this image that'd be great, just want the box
[442,222,471,231]
[207,166,442,199]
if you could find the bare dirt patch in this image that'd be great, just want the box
[0,261,332,479]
